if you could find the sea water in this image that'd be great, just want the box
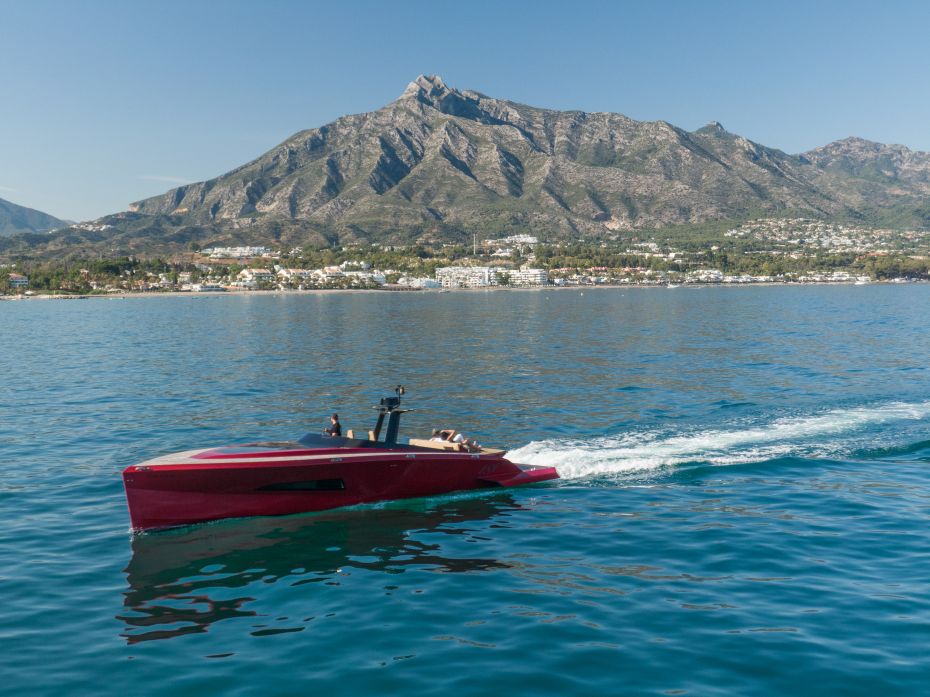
[1,285,929,696]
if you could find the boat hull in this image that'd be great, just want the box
[123,448,557,531]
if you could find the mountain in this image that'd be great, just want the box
[5,76,930,257]
[800,137,930,227]
[0,198,68,237]
[127,75,858,245]
[804,137,930,187]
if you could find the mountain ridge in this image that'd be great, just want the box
[0,198,69,237]
[5,75,930,257]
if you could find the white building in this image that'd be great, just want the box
[688,269,724,283]
[312,266,345,282]
[277,268,314,283]
[506,267,549,286]
[238,268,276,287]
[484,234,539,246]
[343,271,386,285]
[398,276,441,289]
[340,260,371,270]
[205,246,269,259]
[435,266,499,288]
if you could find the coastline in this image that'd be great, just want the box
[1,278,925,301]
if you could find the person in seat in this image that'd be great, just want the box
[324,413,342,437]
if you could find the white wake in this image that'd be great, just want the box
[508,400,930,480]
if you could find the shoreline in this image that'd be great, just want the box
[2,278,926,301]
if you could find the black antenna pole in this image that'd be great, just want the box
[373,385,408,445]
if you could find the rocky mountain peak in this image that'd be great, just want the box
[695,121,729,136]
[828,136,884,152]
[397,73,507,125]
[402,74,453,101]
[805,137,907,162]
[803,136,930,186]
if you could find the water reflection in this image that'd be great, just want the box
[119,495,518,644]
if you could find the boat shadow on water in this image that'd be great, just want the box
[117,494,519,644]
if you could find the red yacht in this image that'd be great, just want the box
[122,387,559,531]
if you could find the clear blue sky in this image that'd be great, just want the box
[3,0,929,221]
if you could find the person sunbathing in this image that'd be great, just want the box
[452,432,480,451]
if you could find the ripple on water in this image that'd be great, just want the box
[3,288,930,696]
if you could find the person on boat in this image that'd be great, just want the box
[324,413,342,437]
[452,432,480,451]
[429,429,445,442]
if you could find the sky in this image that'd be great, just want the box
[3,0,930,221]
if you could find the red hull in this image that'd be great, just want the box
[123,445,557,531]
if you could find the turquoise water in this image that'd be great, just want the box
[2,286,929,695]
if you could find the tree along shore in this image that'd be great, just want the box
[2,240,928,296]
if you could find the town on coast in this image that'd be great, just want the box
[3,219,929,298]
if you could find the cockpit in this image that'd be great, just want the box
[298,386,504,455]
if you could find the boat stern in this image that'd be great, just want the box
[477,463,559,488]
